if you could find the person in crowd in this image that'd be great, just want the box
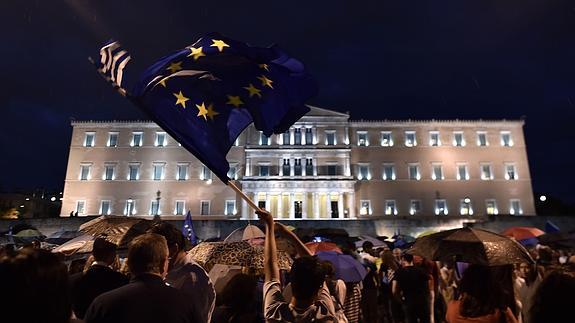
[70,237,129,320]
[340,242,362,323]
[323,260,348,323]
[84,233,198,323]
[490,265,522,321]
[258,208,336,322]
[0,247,74,323]
[445,264,518,323]
[361,241,380,323]
[69,258,87,275]
[379,249,401,323]
[393,253,432,323]
[148,221,216,323]
[212,273,260,323]
[515,262,541,323]
[529,269,575,323]
[392,248,403,267]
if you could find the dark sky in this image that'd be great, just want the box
[1,0,574,204]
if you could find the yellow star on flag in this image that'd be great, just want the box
[158,78,167,87]
[226,95,244,108]
[210,39,230,52]
[167,61,182,73]
[196,102,209,120]
[187,46,205,60]
[243,83,262,98]
[206,104,220,120]
[257,75,274,89]
[259,64,269,71]
[173,91,189,108]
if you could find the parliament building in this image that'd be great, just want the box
[61,106,535,220]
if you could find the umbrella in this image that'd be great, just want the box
[224,225,265,242]
[417,230,438,238]
[316,251,367,283]
[354,235,387,248]
[79,215,153,247]
[407,227,534,266]
[501,227,545,241]
[538,230,575,249]
[208,264,243,295]
[13,229,45,243]
[46,229,82,245]
[392,234,416,248]
[188,241,292,272]
[52,234,95,256]
[305,241,342,254]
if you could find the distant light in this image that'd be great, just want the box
[50,197,56,202]
[464,197,471,204]
[25,198,30,201]
[59,192,63,195]
[539,195,547,202]
[59,198,63,201]
[20,205,24,208]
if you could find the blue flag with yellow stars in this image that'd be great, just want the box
[182,210,198,246]
[94,33,317,183]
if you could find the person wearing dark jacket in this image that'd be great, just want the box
[84,233,198,323]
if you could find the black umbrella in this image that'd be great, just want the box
[538,230,575,249]
[407,227,534,266]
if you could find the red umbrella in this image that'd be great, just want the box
[501,227,545,241]
[305,241,342,255]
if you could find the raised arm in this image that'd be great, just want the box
[275,222,312,257]
[257,209,280,283]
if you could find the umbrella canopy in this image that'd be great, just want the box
[52,234,95,256]
[354,235,387,248]
[305,241,342,255]
[188,241,292,272]
[408,227,534,266]
[79,215,154,247]
[223,225,265,242]
[316,251,367,283]
[13,229,45,243]
[538,230,575,249]
[392,234,416,248]
[46,230,83,245]
[501,227,545,241]
[208,264,243,295]
[417,230,438,238]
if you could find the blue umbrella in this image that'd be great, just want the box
[316,251,367,283]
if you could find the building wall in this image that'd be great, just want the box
[61,107,535,219]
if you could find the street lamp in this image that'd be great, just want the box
[154,190,161,221]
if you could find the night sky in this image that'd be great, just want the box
[1,1,574,205]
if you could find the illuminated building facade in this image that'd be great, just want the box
[61,106,535,219]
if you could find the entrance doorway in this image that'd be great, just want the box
[294,201,302,218]
[330,201,339,218]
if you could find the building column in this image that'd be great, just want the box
[277,193,283,219]
[344,157,351,176]
[313,192,319,219]
[313,128,318,145]
[290,158,294,176]
[245,158,251,177]
[279,158,284,176]
[241,193,249,219]
[313,159,318,176]
[265,193,270,214]
[289,128,294,145]
[344,126,350,145]
[326,193,332,218]
[338,192,344,219]
[347,192,355,218]
[302,192,308,218]
[289,192,295,219]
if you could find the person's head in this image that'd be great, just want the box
[381,250,399,271]
[518,262,536,282]
[362,241,374,254]
[220,273,258,310]
[322,260,336,280]
[392,248,402,261]
[289,255,326,301]
[69,258,87,275]
[400,253,414,267]
[530,270,575,323]
[458,264,505,318]
[127,233,169,277]
[92,237,118,265]
[147,221,186,263]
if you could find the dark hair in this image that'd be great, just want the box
[362,241,374,250]
[458,264,498,317]
[127,233,168,275]
[530,270,575,323]
[220,273,257,310]
[0,248,71,323]
[92,237,117,262]
[290,256,326,300]
[401,253,414,263]
[148,221,186,250]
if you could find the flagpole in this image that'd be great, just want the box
[227,180,261,212]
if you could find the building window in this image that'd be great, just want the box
[410,200,422,215]
[79,164,91,181]
[460,199,473,215]
[305,128,313,145]
[125,199,136,216]
[149,200,160,216]
[201,165,212,181]
[174,200,185,215]
[357,131,369,146]
[327,164,337,176]
[385,200,397,215]
[228,164,238,180]
[505,164,517,180]
[225,200,237,216]
[408,164,421,180]
[358,164,370,180]
[480,164,493,180]
[84,132,95,147]
[383,164,396,181]
[294,128,302,145]
[282,159,290,176]
[435,199,448,215]
[325,131,336,145]
[103,165,115,181]
[128,164,140,181]
[405,131,417,147]
[155,132,167,147]
[453,131,466,147]
[76,200,86,215]
[259,164,270,177]
[259,132,269,146]
[429,131,441,146]
[107,132,118,147]
[477,131,488,146]
[510,199,522,215]
[200,200,210,215]
[294,158,302,176]
[153,163,165,181]
[100,200,111,215]
[177,164,189,181]
[131,132,143,147]
[457,164,469,181]
[359,200,372,215]
[486,199,498,215]
[282,131,290,145]
[381,131,393,147]
[305,158,313,176]
[432,164,444,180]
[500,131,513,147]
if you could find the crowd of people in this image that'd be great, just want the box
[0,213,573,323]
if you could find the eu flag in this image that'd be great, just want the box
[183,210,198,246]
[95,33,317,183]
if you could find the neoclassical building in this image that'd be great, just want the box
[61,106,535,219]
